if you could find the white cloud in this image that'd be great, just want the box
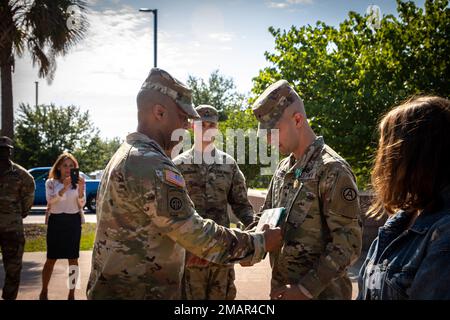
[13,7,157,138]
[268,2,289,9]
[11,5,245,138]
[85,0,100,5]
[208,32,234,42]
[85,0,120,7]
[268,0,313,9]
[287,0,313,4]
[191,4,225,40]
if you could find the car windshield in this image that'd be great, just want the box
[30,170,48,181]
[30,169,92,181]
[80,172,91,180]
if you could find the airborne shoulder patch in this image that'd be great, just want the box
[164,169,185,188]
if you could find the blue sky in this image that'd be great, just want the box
[10,0,425,139]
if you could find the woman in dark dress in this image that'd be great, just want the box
[39,153,86,300]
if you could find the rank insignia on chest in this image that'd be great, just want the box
[164,169,185,188]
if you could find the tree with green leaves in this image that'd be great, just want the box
[13,103,121,173]
[187,70,247,121]
[0,0,88,138]
[187,70,273,188]
[73,135,121,175]
[252,0,449,189]
[218,107,274,188]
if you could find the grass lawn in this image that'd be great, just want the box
[24,223,96,252]
[23,222,242,252]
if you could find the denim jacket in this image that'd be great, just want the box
[357,187,450,300]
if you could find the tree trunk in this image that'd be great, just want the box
[0,0,15,138]
[1,57,14,138]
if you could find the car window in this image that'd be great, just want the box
[29,169,91,181]
[80,172,91,180]
[30,169,49,181]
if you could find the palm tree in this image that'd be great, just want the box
[0,0,88,138]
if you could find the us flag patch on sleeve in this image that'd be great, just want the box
[164,169,185,188]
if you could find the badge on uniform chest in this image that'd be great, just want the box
[293,168,303,189]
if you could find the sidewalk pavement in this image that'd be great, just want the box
[0,251,362,300]
[24,213,97,224]
[11,190,362,300]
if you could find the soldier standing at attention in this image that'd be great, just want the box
[86,68,281,299]
[0,136,35,300]
[173,105,255,300]
[251,80,362,300]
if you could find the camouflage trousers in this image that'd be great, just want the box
[0,230,25,300]
[317,276,353,300]
[182,264,236,300]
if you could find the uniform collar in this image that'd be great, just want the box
[0,160,15,176]
[189,145,217,156]
[188,146,225,164]
[126,132,166,156]
[287,136,325,175]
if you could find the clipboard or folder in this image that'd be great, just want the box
[255,207,286,232]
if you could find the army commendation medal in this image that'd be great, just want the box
[294,167,303,188]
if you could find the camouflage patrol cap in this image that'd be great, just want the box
[0,136,13,149]
[252,80,301,131]
[195,105,219,123]
[139,68,200,119]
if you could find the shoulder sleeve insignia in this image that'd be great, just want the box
[164,169,185,188]
[342,187,357,202]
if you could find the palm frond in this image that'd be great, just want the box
[3,0,89,79]
[0,0,29,58]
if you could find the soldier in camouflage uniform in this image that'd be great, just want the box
[0,136,35,300]
[173,105,255,300]
[251,80,362,300]
[86,68,281,300]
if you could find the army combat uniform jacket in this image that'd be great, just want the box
[0,162,35,232]
[173,147,254,228]
[261,137,362,299]
[87,132,265,299]
[173,147,255,299]
[0,161,35,300]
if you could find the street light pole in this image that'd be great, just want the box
[153,9,157,68]
[139,8,158,68]
[35,81,38,107]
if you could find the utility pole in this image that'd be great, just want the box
[35,81,39,107]
[139,8,158,68]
